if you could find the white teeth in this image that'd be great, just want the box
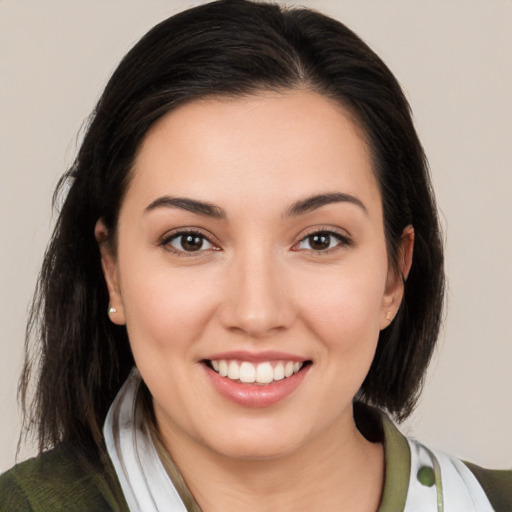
[218,360,228,377]
[227,360,240,380]
[256,362,274,384]
[211,359,305,384]
[273,362,285,381]
[239,362,256,383]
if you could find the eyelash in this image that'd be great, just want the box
[159,228,351,256]
[160,229,218,257]
[293,229,352,254]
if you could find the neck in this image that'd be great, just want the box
[157,407,384,512]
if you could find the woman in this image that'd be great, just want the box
[1,0,510,510]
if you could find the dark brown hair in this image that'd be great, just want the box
[21,0,444,462]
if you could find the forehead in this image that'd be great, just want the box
[125,90,381,218]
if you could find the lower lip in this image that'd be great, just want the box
[203,363,310,408]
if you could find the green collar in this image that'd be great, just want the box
[353,402,411,511]
[377,411,411,511]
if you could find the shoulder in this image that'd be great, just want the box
[463,460,512,512]
[409,438,512,512]
[0,444,128,511]
[367,405,511,512]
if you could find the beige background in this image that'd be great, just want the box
[1,0,511,472]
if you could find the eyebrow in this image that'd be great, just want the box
[285,192,368,217]
[145,196,226,219]
[144,192,367,220]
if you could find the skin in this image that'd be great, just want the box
[97,90,413,511]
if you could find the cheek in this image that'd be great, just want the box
[118,262,225,418]
[295,258,388,353]
[119,259,221,358]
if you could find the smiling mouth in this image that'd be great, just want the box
[205,359,311,385]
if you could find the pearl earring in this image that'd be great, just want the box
[108,306,117,316]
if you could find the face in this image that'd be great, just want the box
[98,90,408,461]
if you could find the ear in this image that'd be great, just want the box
[95,219,126,325]
[380,225,414,330]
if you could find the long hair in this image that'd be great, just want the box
[20,0,444,462]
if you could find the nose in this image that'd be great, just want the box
[218,247,295,339]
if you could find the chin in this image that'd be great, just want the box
[194,419,307,462]
[212,436,301,462]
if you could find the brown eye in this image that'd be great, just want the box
[167,232,214,252]
[181,234,204,251]
[308,234,331,250]
[296,231,348,252]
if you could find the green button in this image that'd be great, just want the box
[417,466,436,487]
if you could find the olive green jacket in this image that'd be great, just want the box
[1,413,510,511]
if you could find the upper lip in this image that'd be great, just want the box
[204,350,309,363]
